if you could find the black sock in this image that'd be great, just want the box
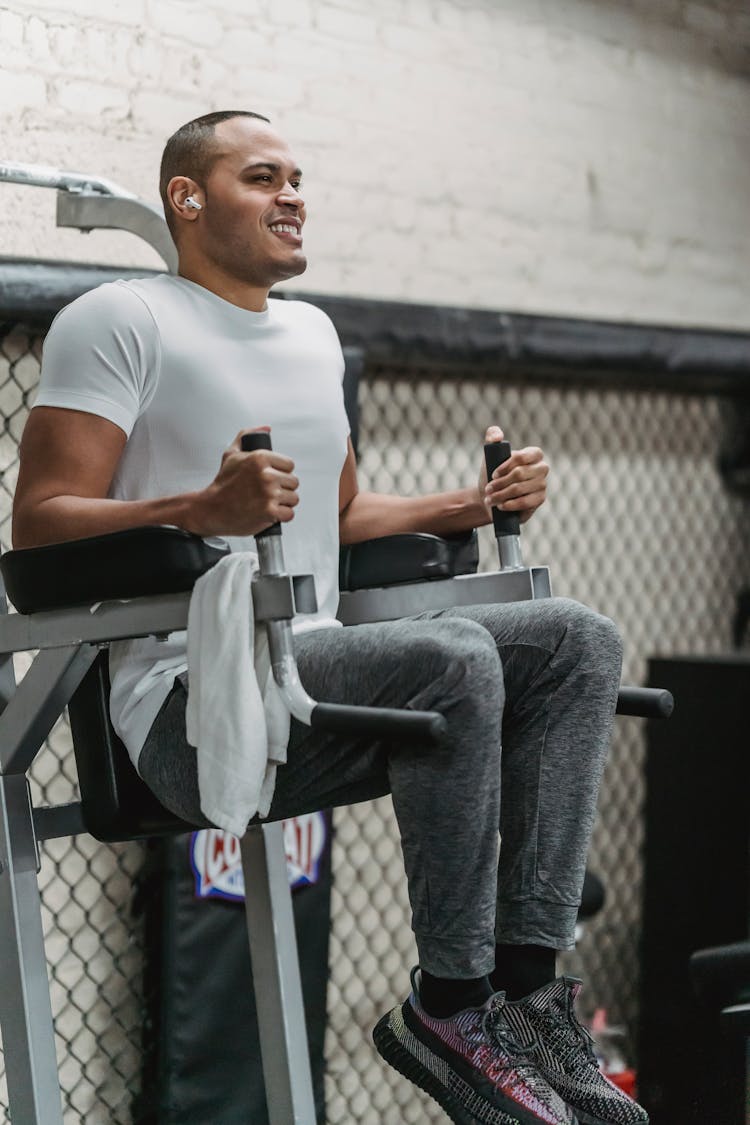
[489,943,557,1001]
[419,970,493,1019]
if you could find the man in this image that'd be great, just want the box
[13,111,647,1125]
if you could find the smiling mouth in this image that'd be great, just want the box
[269,222,302,243]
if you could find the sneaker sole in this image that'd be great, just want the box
[576,1111,647,1125]
[373,1008,556,1125]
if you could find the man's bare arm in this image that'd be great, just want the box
[338,439,490,544]
[12,407,299,549]
[338,432,549,546]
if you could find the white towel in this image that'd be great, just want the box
[186,552,290,835]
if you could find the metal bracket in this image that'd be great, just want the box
[0,574,319,658]
[337,566,553,626]
[56,192,177,274]
[252,574,318,622]
[292,574,318,615]
[0,593,192,655]
[0,160,177,274]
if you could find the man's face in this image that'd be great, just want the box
[197,117,307,288]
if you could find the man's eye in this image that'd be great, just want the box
[291,180,302,191]
[253,174,273,183]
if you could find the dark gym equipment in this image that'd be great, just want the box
[690,941,750,1037]
[136,820,334,1125]
[638,655,750,1125]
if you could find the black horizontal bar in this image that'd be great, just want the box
[303,293,750,397]
[310,702,446,744]
[0,258,161,324]
[616,685,674,719]
[2,257,750,395]
[33,801,86,840]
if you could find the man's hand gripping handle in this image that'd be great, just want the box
[242,431,446,744]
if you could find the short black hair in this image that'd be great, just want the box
[159,110,271,236]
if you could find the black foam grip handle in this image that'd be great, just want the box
[310,703,447,745]
[484,441,521,538]
[616,686,674,720]
[241,431,272,453]
[241,432,281,537]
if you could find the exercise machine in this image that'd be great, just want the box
[0,163,672,1124]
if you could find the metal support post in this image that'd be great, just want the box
[0,645,97,776]
[0,584,16,715]
[0,773,63,1125]
[240,822,317,1125]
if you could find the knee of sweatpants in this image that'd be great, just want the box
[552,597,623,672]
[407,617,505,711]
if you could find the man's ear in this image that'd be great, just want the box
[167,177,203,224]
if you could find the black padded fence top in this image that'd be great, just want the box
[3,257,750,395]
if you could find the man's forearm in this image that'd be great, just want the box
[12,491,208,550]
[15,485,490,551]
[339,488,491,545]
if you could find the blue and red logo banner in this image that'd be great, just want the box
[189,811,328,903]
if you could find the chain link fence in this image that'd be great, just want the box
[1,310,748,1123]
[0,321,147,1123]
[326,370,749,1122]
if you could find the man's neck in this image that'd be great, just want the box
[177,260,270,313]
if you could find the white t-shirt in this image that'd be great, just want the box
[35,275,350,767]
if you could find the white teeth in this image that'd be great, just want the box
[270,223,299,235]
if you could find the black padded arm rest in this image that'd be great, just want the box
[339,530,478,592]
[1,525,230,614]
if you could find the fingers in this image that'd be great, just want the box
[257,463,299,525]
[227,428,296,473]
[234,430,298,522]
[210,429,300,532]
[272,473,300,520]
[233,425,271,447]
[487,446,545,484]
[484,424,505,443]
[484,446,548,514]
[517,487,547,523]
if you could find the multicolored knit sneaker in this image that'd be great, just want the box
[501,978,649,1125]
[373,968,578,1124]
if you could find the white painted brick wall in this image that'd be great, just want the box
[1,0,750,329]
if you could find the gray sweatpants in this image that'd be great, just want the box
[139,597,622,978]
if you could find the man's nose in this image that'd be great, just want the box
[278,182,304,210]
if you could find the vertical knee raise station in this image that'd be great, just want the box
[0,164,672,1124]
[0,446,671,1125]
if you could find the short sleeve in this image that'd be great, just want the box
[314,304,346,382]
[35,281,160,438]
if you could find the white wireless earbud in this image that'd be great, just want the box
[184,196,202,211]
